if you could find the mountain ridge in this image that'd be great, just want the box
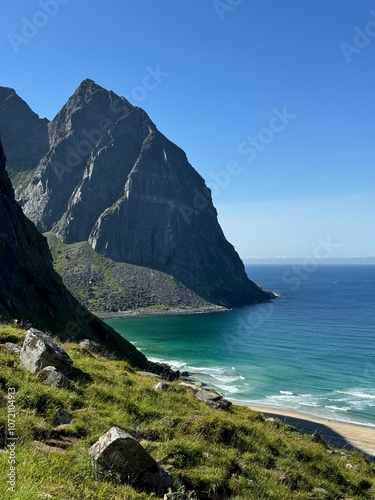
[1,80,275,307]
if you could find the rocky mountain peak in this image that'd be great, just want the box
[4,81,274,307]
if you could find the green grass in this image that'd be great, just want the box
[0,323,374,499]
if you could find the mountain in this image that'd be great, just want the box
[2,80,274,306]
[0,138,150,368]
[0,87,49,196]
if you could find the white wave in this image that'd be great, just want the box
[147,357,187,369]
[279,390,293,395]
[337,389,375,400]
[214,384,240,394]
[208,374,244,383]
[325,405,349,412]
[146,357,246,394]
[188,365,229,374]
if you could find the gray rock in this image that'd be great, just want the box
[89,426,173,493]
[79,339,117,359]
[54,408,73,425]
[195,389,222,403]
[37,366,74,389]
[20,328,73,375]
[5,342,21,355]
[211,398,232,410]
[154,382,169,391]
[195,389,232,410]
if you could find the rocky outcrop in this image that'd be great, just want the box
[20,328,73,375]
[16,80,273,307]
[195,389,232,410]
[5,342,21,355]
[79,339,118,359]
[89,426,173,493]
[0,139,154,367]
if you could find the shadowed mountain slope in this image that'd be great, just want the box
[0,139,151,368]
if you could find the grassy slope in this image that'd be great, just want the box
[0,324,374,500]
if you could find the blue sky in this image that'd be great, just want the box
[1,0,374,258]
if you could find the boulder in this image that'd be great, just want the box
[20,328,73,375]
[37,366,74,389]
[154,382,169,391]
[79,339,118,359]
[54,408,73,426]
[195,389,232,410]
[195,389,222,403]
[89,426,173,493]
[5,342,21,355]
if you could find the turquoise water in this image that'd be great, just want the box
[106,265,375,426]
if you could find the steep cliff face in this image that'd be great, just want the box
[0,87,49,179]
[0,139,149,367]
[18,80,274,306]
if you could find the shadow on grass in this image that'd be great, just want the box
[262,411,375,463]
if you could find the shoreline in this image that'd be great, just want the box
[99,308,375,460]
[231,400,375,460]
[97,305,230,320]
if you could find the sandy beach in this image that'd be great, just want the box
[98,305,229,320]
[232,401,375,460]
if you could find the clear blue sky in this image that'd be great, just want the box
[1,0,374,258]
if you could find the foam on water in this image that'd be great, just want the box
[108,265,375,426]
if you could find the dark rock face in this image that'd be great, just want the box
[0,139,151,367]
[0,87,49,172]
[10,80,274,306]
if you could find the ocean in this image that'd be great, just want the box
[106,265,375,427]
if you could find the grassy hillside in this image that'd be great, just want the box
[0,324,374,499]
[46,233,221,316]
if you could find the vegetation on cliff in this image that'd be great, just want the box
[46,233,220,316]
